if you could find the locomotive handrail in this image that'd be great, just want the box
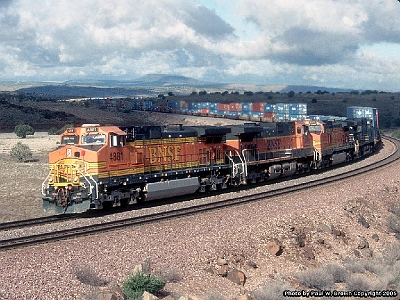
[41,166,55,196]
[73,164,98,200]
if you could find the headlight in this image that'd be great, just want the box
[73,176,79,183]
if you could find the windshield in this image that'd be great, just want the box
[309,125,322,134]
[61,135,78,145]
[81,134,106,144]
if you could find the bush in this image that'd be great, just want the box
[154,268,182,283]
[388,216,400,240]
[253,279,300,300]
[122,271,165,300]
[73,265,108,287]
[322,263,347,283]
[345,274,373,291]
[14,124,35,138]
[10,142,33,162]
[296,267,335,290]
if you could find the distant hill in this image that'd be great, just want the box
[7,74,355,98]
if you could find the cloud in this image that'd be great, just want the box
[0,0,235,80]
[1,0,400,90]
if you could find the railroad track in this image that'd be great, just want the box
[0,137,398,251]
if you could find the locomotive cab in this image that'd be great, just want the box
[42,124,128,214]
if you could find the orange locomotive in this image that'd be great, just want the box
[42,124,232,214]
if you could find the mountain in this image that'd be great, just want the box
[7,74,355,98]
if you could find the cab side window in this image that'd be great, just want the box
[110,134,125,147]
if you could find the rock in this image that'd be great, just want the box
[142,291,159,300]
[303,246,315,260]
[217,258,228,266]
[291,233,306,247]
[227,269,246,286]
[372,233,379,242]
[96,282,127,300]
[133,264,143,274]
[266,239,283,256]
[317,223,332,234]
[247,260,257,268]
[358,215,370,228]
[236,295,251,300]
[160,296,175,300]
[357,236,369,249]
[217,264,229,277]
[354,249,362,258]
[133,260,151,275]
[361,248,373,258]
[332,227,343,237]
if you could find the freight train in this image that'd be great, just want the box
[42,107,380,214]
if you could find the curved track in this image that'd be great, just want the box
[0,137,398,251]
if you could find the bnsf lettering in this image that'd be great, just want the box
[148,145,182,163]
[267,139,281,150]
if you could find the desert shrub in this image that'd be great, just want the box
[296,267,335,290]
[122,271,165,300]
[389,203,400,217]
[321,263,347,283]
[14,124,35,138]
[344,258,367,274]
[253,279,300,300]
[387,215,400,240]
[345,274,373,291]
[154,267,182,283]
[10,142,33,162]
[73,265,108,287]
[383,242,400,264]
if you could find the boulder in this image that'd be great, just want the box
[303,246,315,260]
[217,264,229,277]
[317,223,332,234]
[357,236,369,249]
[227,269,246,286]
[216,258,228,266]
[142,291,159,300]
[266,239,283,256]
[371,233,379,242]
[96,282,126,300]
[247,260,257,269]
[358,215,370,228]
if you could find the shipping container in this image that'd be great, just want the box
[252,102,265,113]
[201,108,210,115]
[263,112,276,119]
[180,101,188,109]
[229,103,242,112]
[218,103,230,111]
[289,103,307,114]
[276,113,289,120]
[241,102,253,112]
[264,104,276,113]
[276,103,290,113]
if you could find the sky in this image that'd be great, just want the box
[1,0,400,91]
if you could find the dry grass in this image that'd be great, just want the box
[0,132,59,222]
